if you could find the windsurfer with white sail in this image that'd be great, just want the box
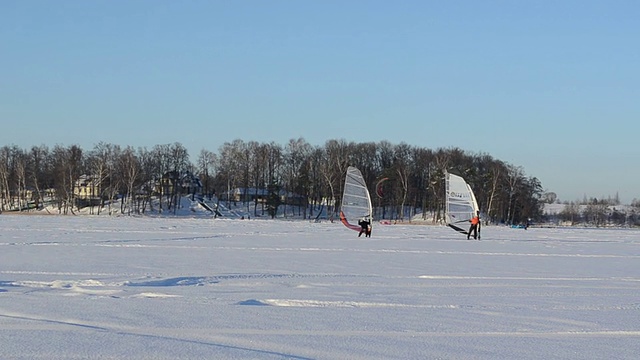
[340,166,374,237]
[445,171,481,239]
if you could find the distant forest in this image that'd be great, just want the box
[1,138,561,224]
[0,138,583,223]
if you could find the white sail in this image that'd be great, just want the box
[445,171,479,236]
[340,166,373,233]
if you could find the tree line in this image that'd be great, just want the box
[0,139,547,223]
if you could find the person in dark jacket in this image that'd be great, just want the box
[358,218,371,237]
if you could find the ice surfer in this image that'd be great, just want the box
[468,211,480,240]
[358,218,371,238]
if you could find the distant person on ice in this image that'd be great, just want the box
[358,218,371,238]
[468,211,480,240]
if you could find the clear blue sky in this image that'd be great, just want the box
[2,1,638,203]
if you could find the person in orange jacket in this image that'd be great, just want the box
[468,211,481,240]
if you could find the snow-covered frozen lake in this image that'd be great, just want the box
[1,215,638,359]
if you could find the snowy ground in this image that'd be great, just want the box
[1,215,639,359]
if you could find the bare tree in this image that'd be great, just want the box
[50,145,84,214]
[167,142,190,213]
[13,147,29,211]
[28,145,50,212]
[217,139,246,209]
[86,142,121,215]
[505,164,524,225]
[374,141,396,220]
[0,146,12,211]
[283,138,312,218]
[409,147,432,221]
[150,144,172,213]
[392,143,412,221]
[250,142,270,217]
[560,202,581,225]
[486,160,504,223]
[196,148,218,201]
[307,146,327,219]
[430,149,452,222]
[584,198,608,227]
[265,142,283,218]
[323,139,352,219]
[136,147,157,214]
[118,146,141,215]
